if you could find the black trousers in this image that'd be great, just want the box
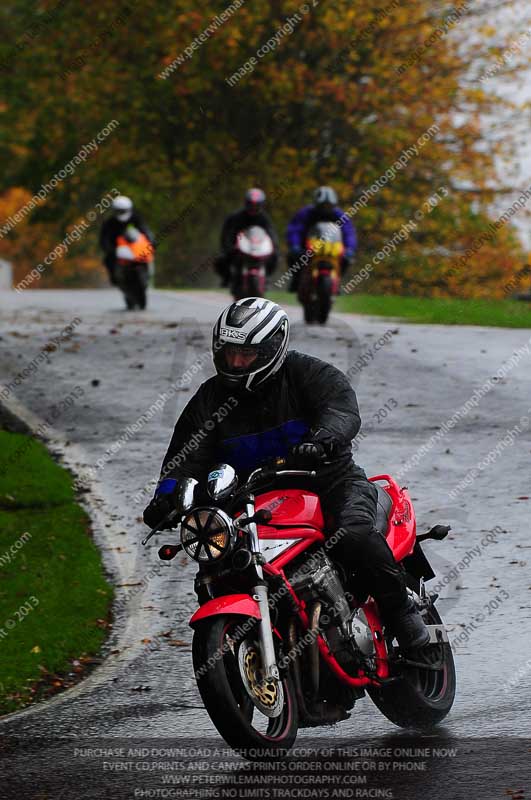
[103,253,118,286]
[319,473,408,618]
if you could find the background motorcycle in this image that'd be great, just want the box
[299,221,343,325]
[115,225,154,310]
[144,460,456,759]
[229,226,273,300]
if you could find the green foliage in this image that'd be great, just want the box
[0,0,528,295]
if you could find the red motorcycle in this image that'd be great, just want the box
[229,226,273,300]
[144,461,456,758]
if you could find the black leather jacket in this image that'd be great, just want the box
[156,351,364,492]
[221,208,279,255]
[99,212,154,254]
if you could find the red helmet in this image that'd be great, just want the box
[245,187,266,214]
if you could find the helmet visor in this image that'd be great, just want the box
[214,330,284,380]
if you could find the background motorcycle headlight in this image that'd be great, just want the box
[180,508,236,562]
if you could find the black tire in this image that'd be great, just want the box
[132,268,148,309]
[231,276,243,301]
[303,302,317,323]
[317,273,332,324]
[247,274,262,297]
[317,296,331,324]
[122,273,137,310]
[367,604,456,729]
[136,283,147,310]
[123,287,135,310]
[192,616,298,758]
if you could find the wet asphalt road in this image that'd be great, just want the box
[0,288,529,799]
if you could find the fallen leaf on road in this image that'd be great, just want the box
[168,640,189,647]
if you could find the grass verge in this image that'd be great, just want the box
[268,291,531,328]
[0,428,113,714]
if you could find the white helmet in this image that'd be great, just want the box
[213,298,289,392]
[314,186,338,206]
[112,195,133,222]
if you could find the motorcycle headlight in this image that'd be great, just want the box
[180,507,236,562]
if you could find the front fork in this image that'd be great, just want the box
[245,499,280,681]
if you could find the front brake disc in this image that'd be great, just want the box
[237,640,284,718]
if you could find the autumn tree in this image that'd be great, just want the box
[0,0,529,296]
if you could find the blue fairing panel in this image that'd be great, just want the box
[219,419,310,473]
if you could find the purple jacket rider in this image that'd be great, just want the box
[287,205,357,257]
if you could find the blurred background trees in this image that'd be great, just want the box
[0,0,529,297]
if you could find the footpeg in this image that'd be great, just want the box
[417,525,451,543]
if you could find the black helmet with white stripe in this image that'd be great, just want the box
[213,298,289,392]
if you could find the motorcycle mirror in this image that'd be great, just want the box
[173,477,199,514]
[206,464,238,502]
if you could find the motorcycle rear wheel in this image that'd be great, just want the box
[367,604,456,729]
[192,616,298,759]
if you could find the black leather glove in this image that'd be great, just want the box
[289,441,327,466]
[143,494,177,530]
[312,428,341,458]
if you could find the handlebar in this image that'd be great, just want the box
[276,469,317,478]
[141,508,180,546]
[142,466,318,546]
[245,466,317,488]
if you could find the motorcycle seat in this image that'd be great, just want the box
[374,484,393,536]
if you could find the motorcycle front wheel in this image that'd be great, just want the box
[247,273,262,297]
[192,616,298,759]
[367,604,456,729]
[316,273,332,324]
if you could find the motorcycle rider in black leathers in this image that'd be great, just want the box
[143,298,429,651]
[99,195,154,285]
[214,188,279,287]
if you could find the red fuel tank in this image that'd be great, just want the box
[255,489,324,529]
